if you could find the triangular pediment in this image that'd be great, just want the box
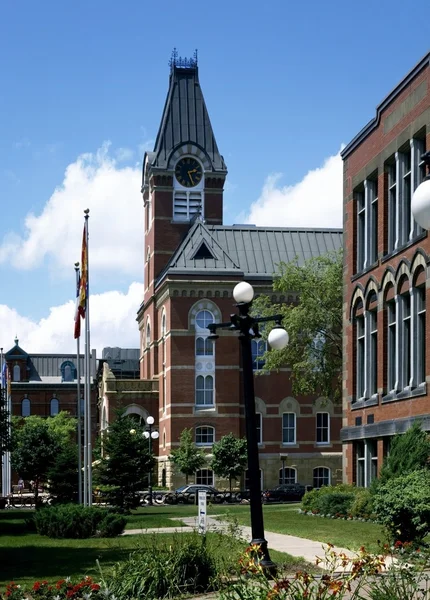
[5,343,28,359]
[156,220,242,284]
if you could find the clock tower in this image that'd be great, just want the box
[139,50,227,378]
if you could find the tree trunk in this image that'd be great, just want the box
[229,475,232,496]
[185,473,189,485]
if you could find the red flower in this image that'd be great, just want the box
[91,584,100,591]
[394,540,403,548]
[33,582,41,591]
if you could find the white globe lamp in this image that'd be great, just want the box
[146,416,155,426]
[233,281,254,304]
[268,327,289,350]
[411,178,430,230]
[143,431,150,439]
[151,430,160,440]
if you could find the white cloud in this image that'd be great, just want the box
[244,150,343,228]
[0,282,144,355]
[0,143,143,276]
[116,147,134,162]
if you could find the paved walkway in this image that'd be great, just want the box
[123,515,356,567]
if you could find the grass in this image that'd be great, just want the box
[0,509,306,589]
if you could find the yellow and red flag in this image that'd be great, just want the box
[74,222,88,338]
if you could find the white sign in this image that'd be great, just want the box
[198,490,207,534]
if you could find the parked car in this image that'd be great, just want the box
[263,483,308,503]
[165,484,224,504]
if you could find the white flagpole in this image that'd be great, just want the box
[75,263,83,505]
[1,348,5,498]
[84,209,93,506]
[82,222,88,506]
[6,367,11,499]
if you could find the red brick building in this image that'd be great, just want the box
[341,52,430,485]
[101,54,343,490]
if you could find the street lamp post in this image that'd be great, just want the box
[411,151,430,229]
[207,281,289,570]
[143,416,159,506]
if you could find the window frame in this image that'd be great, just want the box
[195,375,214,407]
[282,412,296,445]
[279,467,297,485]
[195,425,215,446]
[313,466,330,489]
[21,398,30,417]
[50,398,59,416]
[195,469,214,486]
[316,412,330,445]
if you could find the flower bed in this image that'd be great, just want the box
[2,577,107,600]
[298,508,378,523]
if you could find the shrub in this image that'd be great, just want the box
[372,469,430,543]
[105,532,217,598]
[302,484,358,514]
[350,489,375,519]
[318,492,355,517]
[34,504,125,539]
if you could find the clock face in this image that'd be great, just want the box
[175,157,203,188]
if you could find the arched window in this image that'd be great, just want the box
[146,321,151,348]
[282,413,296,445]
[313,467,330,488]
[252,339,267,370]
[50,398,59,416]
[60,361,75,382]
[279,467,297,485]
[21,398,30,417]
[195,426,215,446]
[195,375,214,406]
[13,365,20,382]
[413,272,426,387]
[195,310,214,331]
[196,469,213,486]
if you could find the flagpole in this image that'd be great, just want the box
[84,209,93,506]
[1,348,5,498]
[5,362,11,500]
[82,228,88,506]
[74,263,83,505]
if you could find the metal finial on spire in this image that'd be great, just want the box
[169,48,198,71]
[14,336,18,346]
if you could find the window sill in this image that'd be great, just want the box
[381,231,427,264]
[281,443,299,448]
[196,443,214,447]
[315,443,332,448]
[382,383,426,404]
[351,260,379,282]
[194,405,216,413]
[351,394,379,410]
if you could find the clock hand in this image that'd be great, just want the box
[188,170,195,185]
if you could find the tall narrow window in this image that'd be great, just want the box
[313,467,330,488]
[355,441,365,487]
[355,178,378,273]
[13,364,20,382]
[356,189,365,272]
[279,467,297,485]
[146,321,151,348]
[195,308,216,408]
[252,339,267,370]
[256,412,262,444]
[387,160,397,253]
[356,313,365,399]
[195,375,214,406]
[401,291,411,389]
[368,307,378,396]
[387,298,396,392]
[316,412,330,444]
[21,398,30,417]
[50,398,59,416]
[282,413,296,444]
[399,148,412,244]
[416,284,426,386]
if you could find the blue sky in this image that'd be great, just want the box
[0,0,428,353]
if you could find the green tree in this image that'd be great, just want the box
[95,412,153,511]
[211,433,248,494]
[170,428,206,485]
[378,422,430,486]
[47,443,79,503]
[12,419,56,503]
[0,392,12,458]
[252,249,343,402]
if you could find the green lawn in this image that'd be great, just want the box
[0,509,306,589]
[126,503,385,552]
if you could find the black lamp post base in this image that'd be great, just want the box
[251,538,277,576]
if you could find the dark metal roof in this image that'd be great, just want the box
[157,221,343,282]
[341,51,430,159]
[150,64,226,171]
